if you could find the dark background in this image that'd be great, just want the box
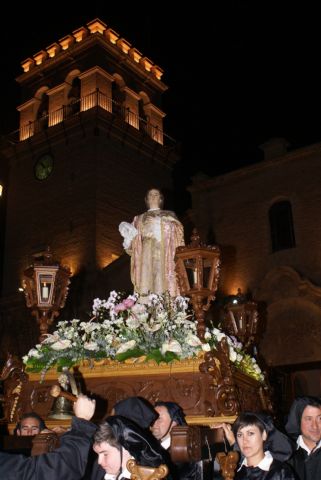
[1,1,321,210]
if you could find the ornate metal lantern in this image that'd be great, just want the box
[175,229,220,339]
[22,247,71,341]
[222,290,259,351]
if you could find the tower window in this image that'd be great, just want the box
[269,200,296,252]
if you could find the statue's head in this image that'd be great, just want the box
[145,188,164,209]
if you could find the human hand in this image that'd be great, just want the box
[211,422,235,446]
[73,394,96,421]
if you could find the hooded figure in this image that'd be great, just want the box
[285,396,321,480]
[91,415,171,480]
[154,401,187,427]
[113,397,158,429]
[152,402,201,480]
[232,412,296,480]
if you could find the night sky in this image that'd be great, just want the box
[1,2,321,210]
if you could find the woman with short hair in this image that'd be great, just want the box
[232,412,297,479]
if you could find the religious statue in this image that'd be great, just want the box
[119,188,185,297]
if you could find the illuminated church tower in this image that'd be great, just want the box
[0,19,178,356]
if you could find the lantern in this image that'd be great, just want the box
[175,229,220,339]
[22,247,71,341]
[222,290,259,351]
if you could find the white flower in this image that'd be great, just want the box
[116,340,136,354]
[161,339,182,355]
[229,349,237,362]
[22,355,29,363]
[236,354,243,362]
[216,332,226,342]
[131,303,147,315]
[84,341,99,351]
[126,316,140,329]
[202,343,211,352]
[186,334,202,347]
[28,348,42,358]
[42,332,60,344]
[51,339,72,351]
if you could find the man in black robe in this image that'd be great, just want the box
[285,395,321,480]
[152,401,202,480]
[0,394,96,480]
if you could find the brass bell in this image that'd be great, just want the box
[48,395,73,419]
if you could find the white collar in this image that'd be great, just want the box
[104,463,132,480]
[297,435,321,454]
[161,436,171,450]
[238,450,273,472]
[148,208,160,211]
[120,465,131,479]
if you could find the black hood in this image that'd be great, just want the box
[285,396,321,440]
[154,401,187,426]
[114,396,159,429]
[106,415,169,467]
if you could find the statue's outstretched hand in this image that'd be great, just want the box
[119,222,138,249]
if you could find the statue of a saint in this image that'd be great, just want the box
[119,189,185,297]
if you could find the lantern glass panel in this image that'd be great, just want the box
[36,272,55,305]
[183,258,196,288]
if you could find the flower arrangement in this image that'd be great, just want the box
[23,291,264,382]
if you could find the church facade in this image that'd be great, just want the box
[189,138,321,406]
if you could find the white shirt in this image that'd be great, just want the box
[238,450,273,471]
[297,435,321,454]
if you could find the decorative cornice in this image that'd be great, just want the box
[19,18,165,83]
[189,142,321,193]
[27,355,205,381]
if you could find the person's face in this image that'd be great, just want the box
[93,442,122,474]
[236,424,267,466]
[301,405,321,449]
[17,417,41,436]
[146,189,162,209]
[151,405,176,440]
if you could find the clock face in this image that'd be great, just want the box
[34,154,54,180]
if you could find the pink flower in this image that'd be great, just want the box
[114,302,127,313]
[123,298,135,308]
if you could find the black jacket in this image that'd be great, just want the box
[288,446,321,480]
[236,459,297,479]
[285,396,321,480]
[0,417,97,480]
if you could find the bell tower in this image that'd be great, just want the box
[0,18,179,357]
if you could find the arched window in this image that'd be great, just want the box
[269,200,296,252]
[68,77,81,114]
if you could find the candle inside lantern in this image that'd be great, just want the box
[42,283,49,300]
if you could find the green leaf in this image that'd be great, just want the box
[146,349,179,364]
[56,357,76,370]
[25,365,43,373]
[115,348,145,362]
